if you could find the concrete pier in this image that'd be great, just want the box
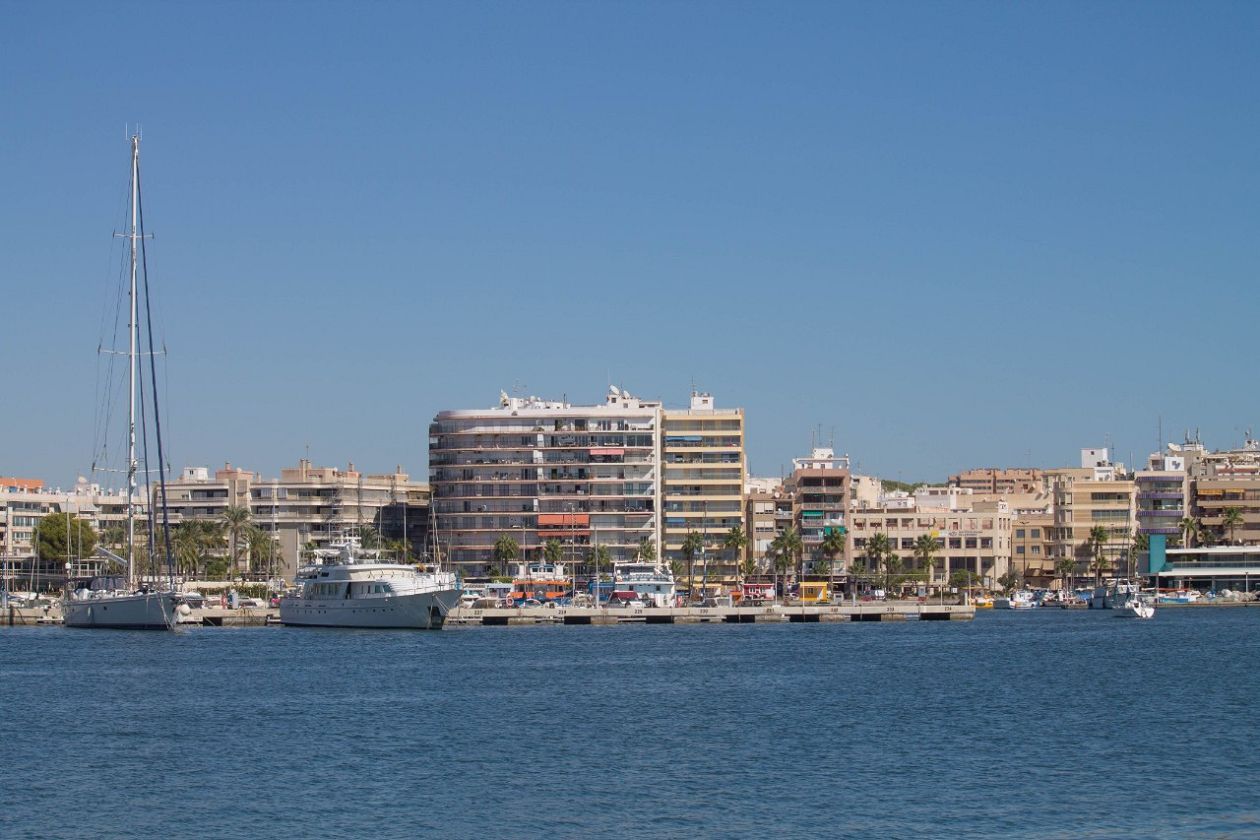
[447,602,975,626]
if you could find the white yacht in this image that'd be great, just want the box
[612,561,676,607]
[63,133,179,631]
[280,540,460,629]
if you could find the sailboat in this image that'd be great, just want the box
[63,133,178,630]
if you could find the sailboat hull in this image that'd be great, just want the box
[63,592,178,630]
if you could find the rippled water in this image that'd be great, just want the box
[2,608,1258,839]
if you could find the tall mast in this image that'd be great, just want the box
[126,134,140,586]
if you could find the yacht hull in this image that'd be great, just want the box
[63,592,178,630]
[279,588,461,629]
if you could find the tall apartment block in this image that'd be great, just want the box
[429,388,662,575]
[784,447,851,569]
[1,476,139,582]
[1190,435,1260,545]
[660,392,746,581]
[164,460,429,578]
[1047,448,1136,578]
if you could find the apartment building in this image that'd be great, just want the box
[849,497,1012,589]
[1,476,139,583]
[1047,448,1136,579]
[784,447,850,574]
[743,477,786,569]
[660,392,746,581]
[1135,448,1190,541]
[429,387,662,576]
[949,468,1044,495]
[164,460,429,578]
[1190,436,1260,545]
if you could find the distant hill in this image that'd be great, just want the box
[880,479,930,494]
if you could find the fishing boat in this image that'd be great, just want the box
[63,133,178,631]
[509,560,571,604]
[280,537,460,629]
[612,561,676,607]
[994,590,1037,610]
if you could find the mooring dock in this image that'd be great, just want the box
[447,602,974,626]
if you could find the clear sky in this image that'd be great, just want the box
[2,1,1258,489]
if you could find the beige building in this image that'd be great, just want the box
[1047,449,1136,581]
[660,392,746,582]
[784,448,850,576]
[1011,512,1055,587]
[1191,438,1260,545]
[429,387,663,576]
[1,476,140,583]
[949,468,1045,495]
[850,499,1013,590]
[164,460,429,579]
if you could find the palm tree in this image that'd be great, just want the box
[739,554,758,585]
[543,538,564,567]
[865,532,891,594]
[722,526,748,588]
[1087,525,1109,586]
[220,505,251,578]
[1222,507,1244,544]
[681,531,704,602]
[1054,557,1076,593]
[637,536,657,562]
[912,534,938,591]
[1177,516,1199,549]
[172,523,202,578]
[492,533,520,576]
[779,526,803,594]
[820,528,845,596]
[356,524,382,550]
[769,540,792,600]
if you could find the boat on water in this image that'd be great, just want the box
[1091,581,1156,619]
[612,561,676,607]
[509,560,572,605]
[279,538,460,629]
[1157,588,1203,605]
[994,590,1037,610]
[64,133,178,631]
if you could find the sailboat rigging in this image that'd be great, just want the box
[63,132,179,630]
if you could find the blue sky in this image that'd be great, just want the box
[2,1,1258,488]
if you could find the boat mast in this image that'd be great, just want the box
[126,133,140,587]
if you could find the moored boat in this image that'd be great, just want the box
[612,561,676,607]
[280,539,460,629]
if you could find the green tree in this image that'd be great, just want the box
[681,531,704,601]
[912,534,939,589]
[779,526,803,591]
[768,540,792,600]
[722,526,749,585]
[1054,557,1076,593]
[820,528,846,594]
[493,533,520,574]
[356,524,382,550]
[1177,516,1199,549]
[865,532,891,593]
[593,544,612,580]
[34,513,98,563]
[246,525,279,576]
[220,506,252,578]
[1086,525,1109,586]
[996,571,1021,594]
[637,536,657,562]
[1222,508,1244,544]
[739,554,758,582]
[949,568,974,591]
[100,525,126,551]
[543,538,564,567]
[668,558,685,584]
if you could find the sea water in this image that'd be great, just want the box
[1,608,1257,839]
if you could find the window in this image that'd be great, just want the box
[1031,529,1040,538]
[1015,529,1026,538]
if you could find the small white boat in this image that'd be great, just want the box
[994,590,1036,610]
